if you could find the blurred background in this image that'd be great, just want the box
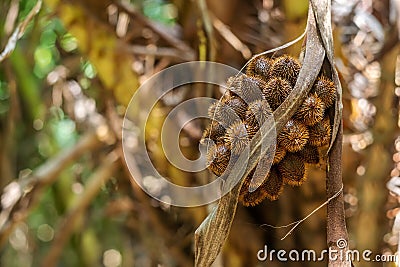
[0,0,399,266]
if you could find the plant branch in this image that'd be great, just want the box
[0,132,103,247]
[114,0,195,61]
[41,151,120,267]
[0,0,42,63]
[326,123,350,266]
[118,146,193,267]
[309,0,350,265]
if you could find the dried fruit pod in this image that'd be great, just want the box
[269,54,301,87]
[262,77,292,110]
[246,55,273,82]
[239,76,267,103]
[210,101,241,126]
[278,119,309,152]
[312,76,336,108]
[224,96,248,121]
[226,75,245,97]
[248,152,275,191]
[239,170,268,207]
[206,142,231,176]
[224,121,250,155]
[308,117,331,147]
[293,93,325,126]
[278,153,307,186]
[262,167,284,201]
[200,121,226,144]
[207,101,219,118]
[243,120,258,139]
[296,144,319,164]
[245,99,273,127]
[273,145,286,164]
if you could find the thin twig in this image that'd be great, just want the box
[197,0,216,61]
[0,0,42,63]
[0,132,103,247]
[115,0,195,61]
[122,44,195,61]
[118,146,193,267]
[281,184,343,240]
[41,152,120,267]
[212,15,252,59]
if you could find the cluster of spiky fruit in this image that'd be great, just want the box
[201,54,336,207]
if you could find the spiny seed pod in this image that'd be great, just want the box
[239,170,268,207]
[308,117,331,147]
[224,96,248,121]
[313,76,336,108]
[273,145,286,164]
[261,167,284,201]
[207,101,218,118]
[211,101,241,126]
[226,75,245,97]
[200,121,225,144]
[245,99,273,128]
[244,120,258,139]
[278,153,307,186]
[248,155,274,191]
[269,55,301,87]
[206,142,231,176]
[296,144,319,164]
[227,75,266,103]
[246,55,273,82]
[278,119,309,152]
[239,75,267,103]
[225,121,249,155]
[226,75,254,100]
[262,77,292,110]
[293,93,325,126]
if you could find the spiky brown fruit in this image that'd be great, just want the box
[296,144,319,164]
[239,170,268,207]
[278,119,309,152]
[200,121,226,144]
[206,142,231,176]
[226,75,266,103]
[308,117,331,147]
[294,93,325,126]
[262,77,292,110]
[224,96,248,121]
[262,167,284,201]
[313,76,336,108]
[239,76,268,103]
[225,121,249,155]
[269,55,301,87]
[207,101,218,118]
[209,101,241,126]
[247,154,275,192]
[245,99,273,127]
[273,145,286,164]
[246,55,273,82]
[244,120,258,139]
[278,153,307,186]
[226,75,245,97]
